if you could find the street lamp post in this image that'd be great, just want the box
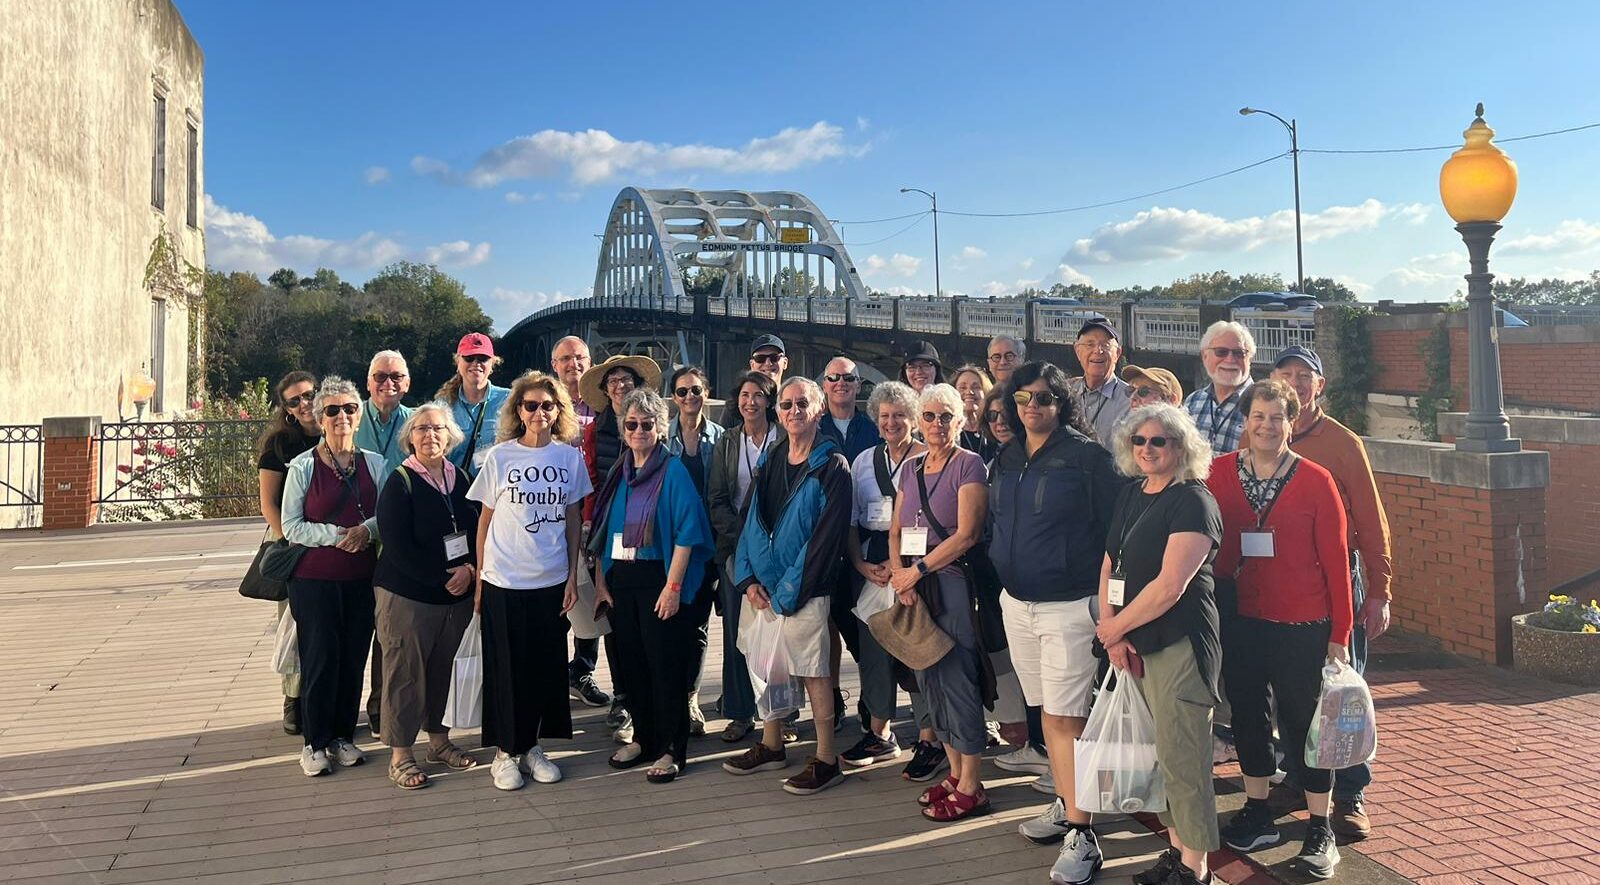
[1240,107,1305,294]
[1440,103,1520,453]
[900,187,941,300]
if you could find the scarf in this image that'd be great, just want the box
[402,455,456,496]
[591,442,670,550]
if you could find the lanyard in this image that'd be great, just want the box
[1244,450,1293,528]
[1084,384,1111,428]
[366,402,399,458]
[913,451,952,530]
[1209,390,1239,437]
[1113,481,1171,568]
[875,440,911,499]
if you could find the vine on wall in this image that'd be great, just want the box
[143,224,206,402]
[1322,305,1373,435]
[1412,315,1456,441]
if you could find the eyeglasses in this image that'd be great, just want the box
[519,400,558,413]
[1012,390,1058,408]
[985,410,1004,423]
[921,411,956,425]
[283,392,314,408]
[371,371,407,384]
[604,375,636,389]
[323,403,359,417]
[752,353,783,365]
[777,399,810,412]
[905,360,935,371]
[461,354,491,365]
[1075,341,1115,354]
[1130,435,1170,448]
[1209,347,1248,360]
[823,373,860,383]
[624,419,656,432]
[988,352,1018,364]
[674,385,704,398]
[412,423,448,435]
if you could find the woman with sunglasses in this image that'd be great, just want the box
[467,372,593,791]
[988,362,1125,883]
[1092,404,1223,885]
[664,366,724,736]
[590,389,714,784]
[951,364,995,461]
[977,387,1014,454]
[256,370,320,736]
[281,376,386,777]
[437,333,509,480]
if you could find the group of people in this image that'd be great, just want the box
[254,317,1392,885]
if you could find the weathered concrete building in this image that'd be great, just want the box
[0,0,205,426]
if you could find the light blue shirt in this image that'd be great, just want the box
[354,401,413,481]
[447,385,509,478]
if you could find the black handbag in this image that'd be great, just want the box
[258,538,308,582]
[238,540,289,601]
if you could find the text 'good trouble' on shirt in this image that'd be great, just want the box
[467,439,593,590]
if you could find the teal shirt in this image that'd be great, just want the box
[447,385,509,478]
[597,456,715,603]
[354,401,414,481]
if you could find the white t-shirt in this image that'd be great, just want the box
[467,440,593,589]
[735,425,778,507]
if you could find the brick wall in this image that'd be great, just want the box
[1367,313,1600,414]
[41,417,100,529]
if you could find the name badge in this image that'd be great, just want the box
[443,531,469,561]
[1107,571,1127,607]
[865,499,893,528]
[1241,529,1276,558]
[611,533,637,562]
[901,526,929,557]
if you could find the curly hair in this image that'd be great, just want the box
[497,371,578,443]
[1111,404,1214,482]
[1000,361,1091,439]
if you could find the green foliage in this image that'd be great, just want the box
[1162,270,1286,304]
[1412,317,1455,442]
[1490,271,1600,305]
[1321,305,1373,434]
[1291,276,1360,303]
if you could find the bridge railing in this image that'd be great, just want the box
[779,299,808,323]
[959,302,1025,339]
[1033,303,1111,345]
[1235,308,1318,362]
[900,298,954,335]
[1507,304,1600,326]
[752,297,777,320]
[811,297,848,325]
[1133,305,1205,354]
[852,298,896,329]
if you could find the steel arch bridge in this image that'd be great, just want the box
[595,187,868,304]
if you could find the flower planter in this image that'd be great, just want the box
[1510,614,1600,686]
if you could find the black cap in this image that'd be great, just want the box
[750,334,786,355]
[1273,344,1324,375]
[901,339,941,367]
[1077,317,1119,342]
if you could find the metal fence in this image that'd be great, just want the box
[0,424,43,527]
[1507,304,1600,326]
[1132,306,1205,354]
[94,419,266,523]
[1235,309,1318,362]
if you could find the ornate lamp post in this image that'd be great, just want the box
[1439,103,1520,453]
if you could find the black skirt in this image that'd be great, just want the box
[479,581,573,754]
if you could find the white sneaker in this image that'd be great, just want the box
[491,751,525,791]
[328,738,365,768]
[1031,769,1056,795]
[1270,767,1289,785]
[299,746,331,777]
[995,744,1051,776]
[1049,826,1103,885]
[520,746,563,783]
[1019,796,1072,844]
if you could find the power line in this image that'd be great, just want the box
[939,152,1289,218]
[1302,120,1600,154]
[842,212,930,247]
[832,210,930,225]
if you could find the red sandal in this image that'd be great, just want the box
[918,776,959,807]
[922,787,991,822]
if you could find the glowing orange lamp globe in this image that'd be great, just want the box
[1439,103,1518,224]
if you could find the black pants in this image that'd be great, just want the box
[829,560,861,662]
[366,637,383,724]
[568,636,598,682]
[607,561,692,762]
[287,578,375,751]
[481,582,573,754]
[1222,616,1333,794]
[685,571,716,695]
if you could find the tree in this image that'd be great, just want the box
[1491,272,1600,305]
[1162,270,1285,303]
[267,267,300,292]
[1291,276,1360,303]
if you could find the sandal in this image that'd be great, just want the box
[425,743,478,771]
[645,755,680,784]
[609,743,648,770]
[918,776,959,807]
[388,757,430,790]
[922,787,991,822]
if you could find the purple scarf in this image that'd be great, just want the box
[592,443,670,550]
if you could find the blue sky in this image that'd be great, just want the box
[183,0,1600,331]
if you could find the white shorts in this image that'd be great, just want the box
[999,593,1099,718]
[566,564,611,640]
[737,593,832,679]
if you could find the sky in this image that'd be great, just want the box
[180,0,1600,332]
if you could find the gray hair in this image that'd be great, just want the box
[368,349,407,376]
[1198,320,1257,359]
[989,334,1026,360]
[1111,403,1213,482]
[398,400,465,455]
[619,388,670,440]
[867,380,919,420]
[312,375,361,417]
[918,383,967,432]
[779,376,824,418]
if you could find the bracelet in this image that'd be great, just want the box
[665,582,683,594]
[914,560,929,575]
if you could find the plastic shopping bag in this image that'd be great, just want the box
[1073,669,1166,814]
[443,613,484,729]
[854,580,896,625]
[737,599,805,721]
[272,607,299,675]
[1305,658,1377,770]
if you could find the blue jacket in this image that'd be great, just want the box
[595,455,715,605]
[817,409,881,464]
[734,436,852,616]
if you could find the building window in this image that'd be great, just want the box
[186,122,198,228]
[150,92,167,210]
[150,298,166,414]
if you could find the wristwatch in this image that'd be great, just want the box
[914,560,929,576]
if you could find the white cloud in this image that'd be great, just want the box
[960,246,987,260]
[1375,252,1461,296]
[1057,263,1095,287]
[503,191,546,204]
[1066,199,1423,265]
[1019,258,1035,270]
[363,166,390,185]
[1500,219,1600,256]
[204,196,492,274]
[413,121,866,188]
[1332,274,1374,296]
[881,285,930,298]
[483,287,581,316]
[864,253,922,277]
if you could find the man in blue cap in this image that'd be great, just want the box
[1066,318,1132,447]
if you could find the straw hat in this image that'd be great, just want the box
[578,354,662,412]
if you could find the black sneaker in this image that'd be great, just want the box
[1220,800,1282,852]
[569,675,611,707]
[1298,823,1341,879]
[900,740,949,783]
[840,732,903,767]
[605,697,629,728]
[1133,848,1180,885]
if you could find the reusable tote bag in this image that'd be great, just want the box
[1073,670,1166,814]
[442,613,484,729]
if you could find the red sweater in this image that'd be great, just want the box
[1208,451,1352,645]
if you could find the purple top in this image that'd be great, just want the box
[896,447,986,576]
[295,456,378,581]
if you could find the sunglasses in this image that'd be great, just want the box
[985,410,1004,423]
[1210,347,1248,360]
[674,385,704,398]
[461,354,491,365]
[752,353,784,365]
[371,371,407,384]
[921,411,956,425]
[823,373,860,383]
[624,419,656,432]
[284,392,315,408]
[323,403,359,417]
[519,400,558,413]
[1131,386,1163,399]
[1130,434,1170,448]
[1012,390,1059,408]
[777,399,811,412]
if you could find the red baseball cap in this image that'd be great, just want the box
[457,332,495,357]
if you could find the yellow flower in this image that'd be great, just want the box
[1585,624,1598,634]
